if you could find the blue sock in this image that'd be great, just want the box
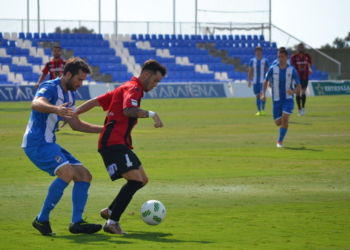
[256,98,261,111]
[72,181,90,223]
[37,178,68,222]
[261,100,266,110]
[278,127,288,142]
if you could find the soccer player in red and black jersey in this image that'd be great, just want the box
[290,43,312,116]
[75,60,166,234]
[35,45,66,89]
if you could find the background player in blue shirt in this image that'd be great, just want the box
[22,58,103,236]
[261,48,301,148]
[247,46,270,116]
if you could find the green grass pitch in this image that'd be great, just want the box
[0,96,349,250]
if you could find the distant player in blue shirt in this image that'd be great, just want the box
[271,47,292,66]
[261,48,301,148]
[22,58,103,236]
[247,46,270,116]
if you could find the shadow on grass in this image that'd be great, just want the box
[289,122,313,125]
[124,231,212,244]
[55,233,131,245]
[55,231,212,245]
[284,147,323,151]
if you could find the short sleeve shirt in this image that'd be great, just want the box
[42,58,66,80]
[97,77,144,150]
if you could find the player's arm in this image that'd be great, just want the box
[308,54,313,74]
[76,97,101,115]
[124,107,163,128]
[261,68,272,101]
[287,69,301,95]
[31,96,74,118]
[64,113,103,133]
[261,79,268,102]
[247,67,253,87]
[34,73,48,89]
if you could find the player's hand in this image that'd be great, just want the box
[248,81,252,88]
[309,69,313,75]
[286,88,294,95]
[57,102,75,118]
[34,83,40,89]
[153,113,164,128]
[60,120,68,128]
[260,93,266,102]
[268,82,272,88]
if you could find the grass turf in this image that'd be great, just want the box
[0,96,349,250]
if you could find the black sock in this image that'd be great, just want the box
[109,180,143,221]
[301,94,306,108]
[296,96,301,110]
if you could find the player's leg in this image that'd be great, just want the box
[254,84,262,115]
[58,147,101,234]
[301,80,308,115]
[258,83,266,115]
[24,143,73,236]
[277,99,294,147]
[295,83,302,115]
[273,101,284,147]
[99,146,144,234]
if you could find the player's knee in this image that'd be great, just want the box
[142,176,149,186]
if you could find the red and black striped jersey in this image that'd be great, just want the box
[42,58,66,80]
[290,53,312,80]
[97,77,144,150]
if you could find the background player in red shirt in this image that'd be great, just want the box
[75,60,166,234]
[35,45,66,89]
[290,43,312,116]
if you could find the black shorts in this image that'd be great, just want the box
[299,79,309,90]
[98,144,142,181]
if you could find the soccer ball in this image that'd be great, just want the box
[140,200,166,225]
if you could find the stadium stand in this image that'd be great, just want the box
[0,31,329,85]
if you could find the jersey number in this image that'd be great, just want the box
[125,154,133,167]
[107,163,117,176]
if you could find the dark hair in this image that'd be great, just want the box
[141,60,167,77]
[298,43,305,48]
[278,48,288,56]
[52,45,61,50]
[255,46,262,52]
[63,57,91,77]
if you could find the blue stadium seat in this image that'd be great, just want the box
[215,35,221,41]
[158,34,164,40]
[76,33,83,40]
[142,34,149,41]
[0,40,8,47]
[138,34,144,41]
[151,34,157,40]
[19,32,25,39]
[33,57,43,65]
[25,33,32,39]
[90,33,97,40]
[131,34,137,40]
[54,33,61,40]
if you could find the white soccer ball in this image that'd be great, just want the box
[140,200,166,225]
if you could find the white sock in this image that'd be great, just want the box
[107,219,118,225]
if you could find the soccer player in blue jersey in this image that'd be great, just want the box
[261,48,301,148]
[271,47,292,66]
[247,46,270,116]
[22,58,103,236]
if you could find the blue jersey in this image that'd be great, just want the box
[249,57,269,84]
[22,78,76,148]
[265,64,300,101]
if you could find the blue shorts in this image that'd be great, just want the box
[253,83,262,95]
[272,99,294,120]
[24,143,81,176]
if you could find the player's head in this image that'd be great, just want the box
[297,43,305,53]
[63,57,91,91]
[255,46,263,57]
[52,45,62,59]
[278,48,288,64]
[140,60,167,92]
